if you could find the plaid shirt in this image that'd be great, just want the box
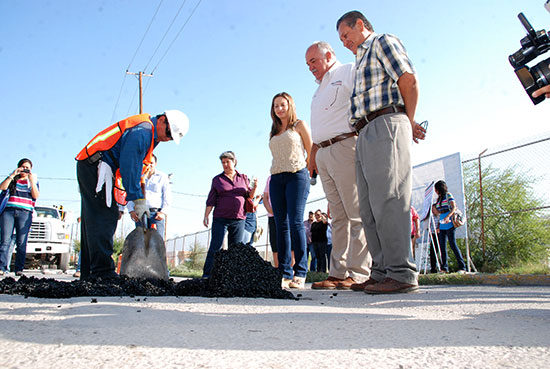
[350,32,416,124]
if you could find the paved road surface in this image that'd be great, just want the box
[0,273,548,368]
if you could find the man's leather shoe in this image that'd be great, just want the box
[336,277,357,290]
[364,277,419,294]
[311,276,343,290]
[350,278,378,291]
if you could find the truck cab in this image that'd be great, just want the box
[26,205,72,271]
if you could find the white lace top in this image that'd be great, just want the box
[269,123,307,175]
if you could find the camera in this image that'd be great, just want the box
[509,13,550,104]
[22,169,30,173]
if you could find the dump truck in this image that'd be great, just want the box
[25,205,72,271]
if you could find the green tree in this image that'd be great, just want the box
[184,241,206,271]
[462,162,550,272]
[112,237,124,263]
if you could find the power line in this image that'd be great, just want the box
[126,0,165,71]
[150,0,203,75]
[110,73,128,123]
[172,191,207,197]
[143,0,188,72]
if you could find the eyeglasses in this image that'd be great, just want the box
[420,120,428,131]
[165,120,173,139]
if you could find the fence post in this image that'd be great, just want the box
[478,149,488,265]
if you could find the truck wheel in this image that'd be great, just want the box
[58,252,70,271]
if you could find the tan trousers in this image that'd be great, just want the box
[315,136,371,281]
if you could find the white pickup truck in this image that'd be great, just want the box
[26,205,72,271]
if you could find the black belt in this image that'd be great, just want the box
[353,105,406,133]
[315,132,357,149]
[149,207,161,212]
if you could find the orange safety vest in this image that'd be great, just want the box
[76,114,155,205]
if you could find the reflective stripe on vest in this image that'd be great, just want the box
[75,114,153,161]
[76,114,155,205]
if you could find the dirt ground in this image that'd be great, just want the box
[0,278,548,369]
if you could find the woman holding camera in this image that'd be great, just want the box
[0,158,39,275]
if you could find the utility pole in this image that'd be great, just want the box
[126,71,153,113]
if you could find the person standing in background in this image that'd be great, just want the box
[305,41,371,290]
[310,209,328,273]
[324,211,332,271]
[432,180,466,273]
[203,151,257,278]
[303,211,316,271]
[127,154,172,240]
[0,158,40,276]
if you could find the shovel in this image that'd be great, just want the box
[120,213,169,280]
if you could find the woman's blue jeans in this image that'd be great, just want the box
[269,168,310,279]
[202,217,245,278]
[438,227,466,271]
[0,207,33,272]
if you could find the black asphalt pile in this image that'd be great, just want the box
[206,243,294,299]
[0,243,295,300]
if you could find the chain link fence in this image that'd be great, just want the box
[165,197,327,271]
[167,133,550,272]
[461,133,550,271]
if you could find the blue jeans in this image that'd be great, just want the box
[308,243,317,271]
[0,207,33,272]
[135,211,166,240]
[438,227,466,271]
[242,212,257,245]
[202,217,245,278]
[269,168,310,279]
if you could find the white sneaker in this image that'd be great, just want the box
[289,277,306,289]
[457,270,466,274]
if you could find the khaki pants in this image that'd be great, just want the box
[316,136,371,281]
[355,113,418,285]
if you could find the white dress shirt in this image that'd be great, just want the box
[310,61,356,143]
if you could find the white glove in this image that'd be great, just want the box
[96,161,113,207]
[133,199,150,221]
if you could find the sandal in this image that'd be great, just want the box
[281,278,292,289]
[289,277,306,289]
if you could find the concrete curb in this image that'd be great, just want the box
[420,273,550,286]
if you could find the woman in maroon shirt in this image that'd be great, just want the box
[202,151,257,278]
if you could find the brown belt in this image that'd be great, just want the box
[316,132,358,148]
[353,105,406,133]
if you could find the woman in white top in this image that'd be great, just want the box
[268,92,313,289]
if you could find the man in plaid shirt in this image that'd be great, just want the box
[336,10,426,294]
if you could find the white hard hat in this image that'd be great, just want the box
[164,110,189,144]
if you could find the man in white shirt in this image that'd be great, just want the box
[127,154,172,240]
[306,41,371,290]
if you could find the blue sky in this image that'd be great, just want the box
[2,0,550,237]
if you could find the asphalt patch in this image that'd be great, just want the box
[0,243,295,299]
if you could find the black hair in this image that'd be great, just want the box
[434,180,448,205]
[336,10,373,32]
[9,158,33,195]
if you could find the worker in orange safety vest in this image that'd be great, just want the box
[75,110,189,280]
